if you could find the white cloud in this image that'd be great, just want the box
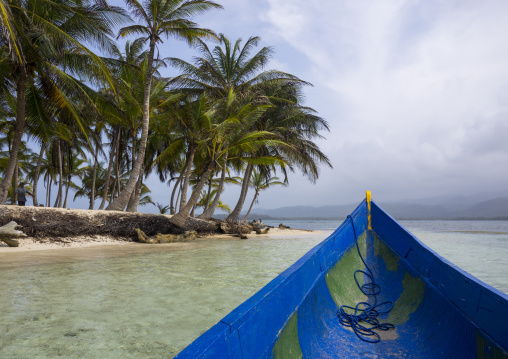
[247,0,508,205]
[108,0,508,211]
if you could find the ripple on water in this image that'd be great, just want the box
[1,221,507,358]
[0,234,325,358]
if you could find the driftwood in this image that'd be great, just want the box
[252,221,270,234]
[0,221,27,247]
[134,228,197,244]
[219,220,271,237]
[255,227,270,235]
[220,219,254,239]
[0,205,219,240]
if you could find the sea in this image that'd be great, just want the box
[0,219,507,358]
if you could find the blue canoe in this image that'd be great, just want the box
[176,193,508,358]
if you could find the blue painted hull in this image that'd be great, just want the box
[176,200,508,358]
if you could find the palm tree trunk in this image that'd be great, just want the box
[169,164,214,227]
[0,69,27,204]
[32,143,46,207]
[170,175,183,215]
[63,175,70,208]
[179,146,196,210]
[227,163,253,221]
[53,187,60,207]
[133,174,144,209]
[56,140,63,208]
[46,175,52,207]
[126,132,143,212]
[242,191,259,221]
[203,178,213,212]
[106,40,156,211]
[89,149,98,210]
[115,139,121,199]
[110,177,117,202]
[99,130,120,210]
[199,154,228,219]
[12,160,18,204]
[126,169,143,212]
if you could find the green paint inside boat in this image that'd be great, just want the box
[325,232,367,308]
[272,312,303,359]
[387,272,425,326]
[175,199,508,359]
[374,233,400,273]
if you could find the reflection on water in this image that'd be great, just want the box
[0,234,325,358]
[1,220,507,358]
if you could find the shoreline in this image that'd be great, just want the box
[0,228,322,269]
[0,205,321,261]
[0,227,320,253]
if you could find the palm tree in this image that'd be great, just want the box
[106,0,223,211]
[242,169,285,221]
[168,91,283,227]
[153,202,171,214]
[72,159,107,208]
[169,34,304,100]
[226,81,333,221]
[169,34,307,220]
[195,188,230,214]
[0,0,128,204]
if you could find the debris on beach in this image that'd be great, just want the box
[134,228,197,244]
[0,205,218,242]
[0,221,26,247]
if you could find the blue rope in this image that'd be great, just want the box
[336,215,395,343]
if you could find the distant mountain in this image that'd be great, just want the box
[455,197,508,219]
[245,204,357,219]
[385,190,508,208]
[246,197,508,220]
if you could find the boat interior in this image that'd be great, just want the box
[176,199,508,359]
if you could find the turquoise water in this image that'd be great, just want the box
[0,220,507,358]
[0,233,324,358]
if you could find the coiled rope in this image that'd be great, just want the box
[336,215,395,343]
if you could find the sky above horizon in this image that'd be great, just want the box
[102,0,508,212]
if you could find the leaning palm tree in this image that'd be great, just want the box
[0,0,128,204]
[170,34,308,219]
[106,0,223,211]
[241,169,286,221]
[168,91,284,227]
[226,81,333,221]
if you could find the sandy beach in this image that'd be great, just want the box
[0,226,318,252]
[0,227,320,270]
[0,234,127,252]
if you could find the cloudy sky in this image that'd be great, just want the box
[109,0,508,211]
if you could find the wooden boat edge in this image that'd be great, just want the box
[175,198,508,358]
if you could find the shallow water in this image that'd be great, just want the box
[0,220,507,358]
[401,220,508,295]
[0,234,324,358]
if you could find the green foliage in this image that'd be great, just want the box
[0,0,331,214]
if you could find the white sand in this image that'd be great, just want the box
[202,227,320,240]
[0,235,128,253]
[0,227,318,252]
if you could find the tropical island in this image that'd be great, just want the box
[0,0,332,248]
